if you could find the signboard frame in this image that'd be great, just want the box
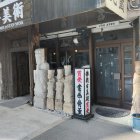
[74,68,93,120]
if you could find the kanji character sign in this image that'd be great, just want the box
[13,2,24,21]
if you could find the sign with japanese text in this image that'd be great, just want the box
[105,0,127,19]
[75,68,91,117]
[128,0,140,19]
[0,0,32,32]
[75,69,85,116]
[84,69,91,115]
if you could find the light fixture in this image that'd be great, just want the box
[73,38,79,44]
[100,28,103,37]
[75,50,78,53]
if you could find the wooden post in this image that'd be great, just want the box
[28,24,40,105]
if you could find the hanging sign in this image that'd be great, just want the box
[0,0,32,32]
[74,68,93,120]
[105,0,127,19]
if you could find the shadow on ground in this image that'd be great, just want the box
[32,118,139,140]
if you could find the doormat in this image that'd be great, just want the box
[95,107,130,118]
[0,96,30,109]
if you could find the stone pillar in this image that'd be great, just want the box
[55,69,64,111]
[132,61,140,113]
[34,48,49,109]
[132,17,140,114]
[47,70,55,110]
[63,65,74,115]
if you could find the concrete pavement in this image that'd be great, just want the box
[32,118,140,140]
[0,103,65,140]
[0,97,139,140]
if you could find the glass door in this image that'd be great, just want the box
[122,44,133,108]
[95,46,121,106]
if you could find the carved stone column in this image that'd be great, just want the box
[132,61,140,113]
[55,69,64,111]
[63,65,74,115]
[34,48,49,109]
[132,17,140,114]
[47,70,55,110]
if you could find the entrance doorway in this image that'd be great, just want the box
[95,42,133,108]
[12,52,30,97]
[45,36,90,71]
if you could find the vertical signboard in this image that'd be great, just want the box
[74,68,93,120]
[84,69,91,115]
[75,69,85,116]
[0,0,32,32]
[105,0,127,19]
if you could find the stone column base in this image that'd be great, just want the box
[55,99,63,111]
[47,98,55,110]
[63,102,73,115]
[34,96,46,109]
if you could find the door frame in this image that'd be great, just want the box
[10,45,29,97]
[121,42,134,108]
[95,39,133,108]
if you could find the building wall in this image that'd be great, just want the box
[0,34,12,99]
[0,27,30,99]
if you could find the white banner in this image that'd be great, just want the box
[84,69,91,115]
[75,69,85,116]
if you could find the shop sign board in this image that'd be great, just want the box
[75,69,85,116]
[105,0,127,19]
[0,0,32,32]
[128,0,140,19]
[74,68,91,118]
[84,69,91,115]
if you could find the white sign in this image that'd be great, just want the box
[84,69,91,115]
[75,68,91,116]
[96,21,120,29]
[75,69,85,116]
[105,0,127,19]
[0,0,24,31]
[0,0,18,8]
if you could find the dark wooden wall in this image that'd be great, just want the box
[32,0,105,23]
[0,27,30,99]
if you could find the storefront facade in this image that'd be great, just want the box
[0,0,140,110]
[0,0,33,99]
[36,0,136,109]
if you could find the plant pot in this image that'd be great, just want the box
[132,113,140,133]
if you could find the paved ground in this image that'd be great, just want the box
[0,97,139,140]
[32,118,140,140]
[0,100,65,140]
